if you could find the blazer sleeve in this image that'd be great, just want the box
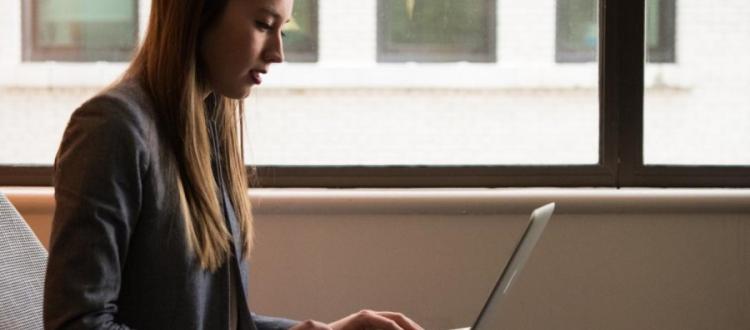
[252,313,300,330]
[44,95,149,330]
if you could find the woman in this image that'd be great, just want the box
[43,0,424,329]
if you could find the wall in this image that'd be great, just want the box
[5,187,749,330]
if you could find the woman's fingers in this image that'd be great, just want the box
[353,310,404,330]
[373,311,424,330]
[290,319,333,330]
[328,309,425,330]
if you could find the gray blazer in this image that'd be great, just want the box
[44,79,298,330]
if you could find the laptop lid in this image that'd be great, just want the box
[470,202,555,330]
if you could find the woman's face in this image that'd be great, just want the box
[200,0,293,99]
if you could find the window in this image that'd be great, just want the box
[377,0,496,62]
[556,0,598,63]
[23,0,139,62]
[644,0,675,63]
[282,0,318,63]
[556,0,676,63]
[3,0,750,188]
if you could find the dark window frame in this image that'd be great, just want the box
[3,0,750,188]
[22,0,140,62]
[376,0,497,63]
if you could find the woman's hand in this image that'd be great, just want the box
[289,309,424,330]
[328,309,424,330]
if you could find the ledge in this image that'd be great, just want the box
[3,187,750,216]
[0,62,686,91]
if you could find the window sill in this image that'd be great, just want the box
[3,187,749,216]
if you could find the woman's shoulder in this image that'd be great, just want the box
[94,78,156,118]
[59,79,163,167]
[72,78,159,139]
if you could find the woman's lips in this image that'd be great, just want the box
[249,70,263,85]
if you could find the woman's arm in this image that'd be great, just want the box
[44,96,149,330]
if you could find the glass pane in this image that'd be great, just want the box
[1,1,599,167]
[34,0,137,62]
[0,90,93,165]
[283,0,318,62]
[378,0,495,62]
[644,0,750,165]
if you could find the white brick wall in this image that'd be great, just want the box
[498,0,557,64]
[1,0,748,165]
[319,0,377,64]
[0,0,22,65]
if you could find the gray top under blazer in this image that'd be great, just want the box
[44,78,298,330]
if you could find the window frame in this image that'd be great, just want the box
[22,0,140,63]
[3,0,750,188]
[376,0,497,63]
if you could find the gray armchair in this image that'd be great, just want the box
[0,191,47,329]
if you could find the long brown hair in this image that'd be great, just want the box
[123,0,253,271]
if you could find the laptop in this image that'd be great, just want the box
[452,202,555,330]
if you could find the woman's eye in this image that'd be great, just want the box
[255,21,272,31]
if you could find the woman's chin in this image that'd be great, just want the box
[219,86,253,100]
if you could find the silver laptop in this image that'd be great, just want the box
[453,202,555,330]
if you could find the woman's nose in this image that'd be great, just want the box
[263,34,285,64]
